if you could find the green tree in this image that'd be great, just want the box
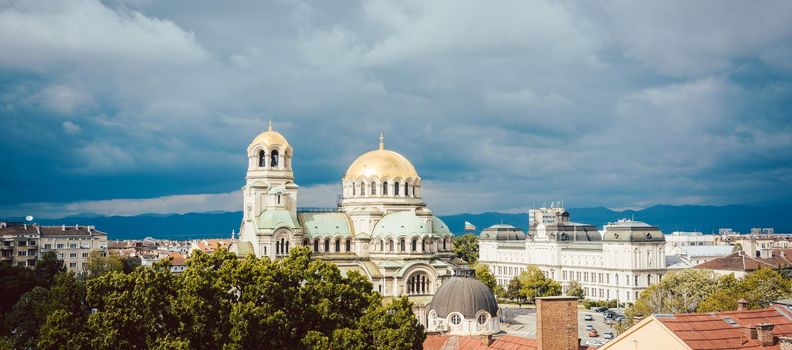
[0,264,36,334]
[699,268,792,312]
[517,266,561,302]
[731,243,743,253]
[471,262,497,292]
[565,280,585,299]
[84,252,125,278]
[34,251,66,287]
[506,277,522,301]
[453,234,479,263]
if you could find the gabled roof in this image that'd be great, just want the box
[694,252,786,272]
[653,305,792,350]
[423,335,594,350]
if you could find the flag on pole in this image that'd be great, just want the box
[464,221,476,231]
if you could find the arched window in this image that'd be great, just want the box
[335,239,340,252]
[382,182,388,195]
[450,314,461,325]
[324,239,330,252]
[443,238,447,251]
[352,183,356,196]
[411,239,417,252]
[277,194,281,205]
[258,150,266,167]
[421,239,426,252]
[478,313,488,326]
[270,150,279,167]
[379,240,384,251]
[313,239,319,252]
[360,182,365,196]
[345,239,351,252]
[404,182,408,196]
[388,239,394,252]
[303,239,308,247]
[276,241,280,255]
[412,184,417,197]
[400,239,405,252]
[407,272,431,295]
[285,241,289,254]
[371,182,376,196]
[394,182,400,196]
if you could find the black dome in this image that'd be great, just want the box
[428,277,499,318]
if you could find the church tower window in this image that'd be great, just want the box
[258,150,266,167]
[270,150,279,167]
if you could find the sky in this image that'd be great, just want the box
[1,0,791,218]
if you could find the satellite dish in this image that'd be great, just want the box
[25,215,33,222]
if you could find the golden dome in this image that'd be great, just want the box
[249,121,289,148]
[344,134,419,180]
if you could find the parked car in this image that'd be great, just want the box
[595,307,609,313]
[588,329,599,337]
[585,339,604,347]
[603,332,614,340]
[586,324,594,331]
[584,314,594,321]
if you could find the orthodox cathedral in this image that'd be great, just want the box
[232,124,467,298]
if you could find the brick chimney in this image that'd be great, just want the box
[779,336,792,350]
[536,296,579,350]
[756,323,775,347]
[737,299,748,311]
[479,334,494,346]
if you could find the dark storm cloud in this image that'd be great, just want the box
[1,0,791,217]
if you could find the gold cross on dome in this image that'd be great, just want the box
[268,120,273,131]
[379,132,384,150]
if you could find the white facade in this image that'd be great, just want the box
[664,231,716,251]
[235,127,464,298]
[479,208,667,303]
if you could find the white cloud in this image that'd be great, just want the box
[62,120,80,134]
[32,85,94,114]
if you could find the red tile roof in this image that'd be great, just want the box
[694,252,790,272]
[423,335,594,350]
[655,305,792,350]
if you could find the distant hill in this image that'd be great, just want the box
[20,204,792,240]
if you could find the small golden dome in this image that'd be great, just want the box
[344,134,419,180]
[249,121,289,148]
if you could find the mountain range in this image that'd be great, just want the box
[15,204,791,240]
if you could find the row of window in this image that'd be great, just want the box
[373,237,452,253]
[563,270,663,287]
[350,181,419,197]
[43,243,89,249]
[256,150,291,169]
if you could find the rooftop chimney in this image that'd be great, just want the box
[536,296,579,350]
[737,299,748,311]
[757,323,775,347]
[480,334,494,346]
[779,336,792,350]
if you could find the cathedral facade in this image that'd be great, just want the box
[233,125,466,297]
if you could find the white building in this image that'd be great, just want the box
[233,125,464,298]
[664,231,716,251]
[479,207,667,303]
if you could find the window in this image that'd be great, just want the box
[404,182,409,196]
[383,182,388,195]
[371,182,376,196]
[324,239,330,252]
[352,183,356,196]
[57,244,64,249]
[44,244,52,249]
[647,275,652,285]
[634,275,639,286]
[18,251,27,256]
[270,150,279,167]
[360,182,365,196]
[70,262,76,268]
[345,239,351,252]
[412,185,417,197]
[69,244,77,249]
[18,241,27,247]
[400,239,405,252]
[277,194,281,205]
[407,272,431,295]
[394,182,400,195]
[258,150,266,167]
[313,239,319,252]
[450,314,461,325]
[478,313,488,325]
[411,239,417,252]
[82,253,89,258]
[378,240,384,251]
[335,239,340,252]
[388,239,394,252]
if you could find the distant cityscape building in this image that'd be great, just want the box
[479,207,667,303]
[693,249,792,278]
[664,231,715,250]
[232,126,464,298]
[1,222,107,273]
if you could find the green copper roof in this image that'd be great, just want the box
[372,211,451,238]
[257,208,300,230]
[297,212,353,237]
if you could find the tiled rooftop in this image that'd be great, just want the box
[655,305,792,350]
[423,335,594,350]
[694,252,790,272]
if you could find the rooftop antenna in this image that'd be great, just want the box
[379,132,384,150]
